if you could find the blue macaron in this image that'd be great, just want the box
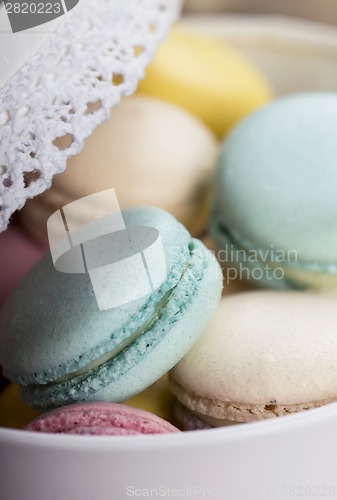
[0,207,222,409]
[210,92,337,289]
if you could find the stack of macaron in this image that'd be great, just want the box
[2,25,337,438]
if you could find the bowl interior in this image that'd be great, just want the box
[2,14,337,448]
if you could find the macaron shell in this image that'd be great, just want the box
[214,92,337,265]
[0,207,191,384]
[20,238,223,408]
[170,374,332,424]
[19,95,218,244]
[170,291,337,422]
[25,402,179,435]
[138,29,272,138]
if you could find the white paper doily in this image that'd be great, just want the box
[0,0,181,232]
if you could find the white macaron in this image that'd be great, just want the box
[170,291,337,427]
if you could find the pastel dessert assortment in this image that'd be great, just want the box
[2,23,337,441]
[211,92,337,290]
[20,95,218,245]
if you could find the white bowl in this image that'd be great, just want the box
[2,15,337,500]
[2,406,337,499]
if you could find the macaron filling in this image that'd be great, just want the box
[47,280,184,385]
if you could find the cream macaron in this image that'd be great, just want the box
[170,291,337,428]
[19,95,218,246]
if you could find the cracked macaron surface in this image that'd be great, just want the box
[0,207,222,409]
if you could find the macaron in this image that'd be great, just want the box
[211,92,337,290]
[25,402,179,436]
[138,29,272,138]
[0,225,44,308]
[0,207,222,410]
[19,95,218,246]
[170,291,337,426]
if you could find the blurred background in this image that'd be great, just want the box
[184,0,337,25]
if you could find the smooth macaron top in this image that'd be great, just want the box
[0,207,192,385]
[214,92,337,268]
[171,291,337,406]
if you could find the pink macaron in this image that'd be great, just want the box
[25,402,180,436]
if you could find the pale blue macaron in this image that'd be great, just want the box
[210,92,337,289]
[0,207,222,409]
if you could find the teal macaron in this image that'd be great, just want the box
[0,207,222,410]
[210,92,337,290]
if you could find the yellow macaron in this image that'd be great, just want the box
[138,29,272,138]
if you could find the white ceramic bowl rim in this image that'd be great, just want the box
[1,401,337,451]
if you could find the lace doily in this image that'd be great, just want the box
[0,0,181,232]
